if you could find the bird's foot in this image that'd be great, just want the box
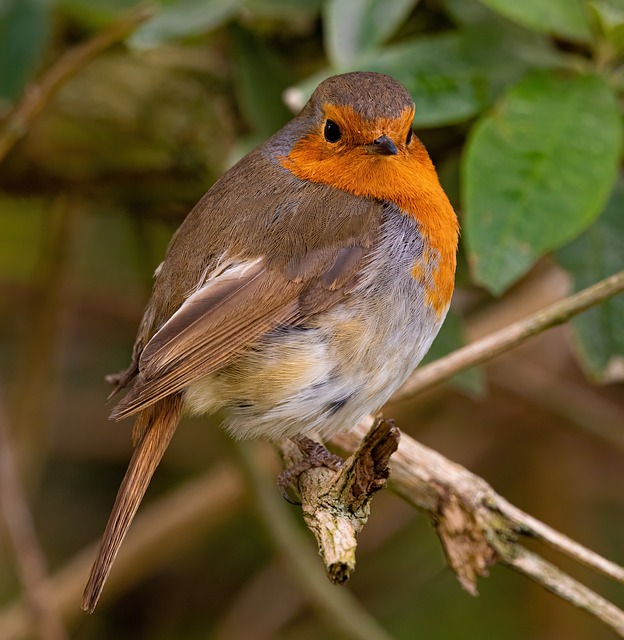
[278,436,344,503]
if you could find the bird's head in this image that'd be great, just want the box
[278,72,439,207]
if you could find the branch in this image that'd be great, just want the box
[2,272,620,637]
[278,420,399,585]
[507,546,624,634]
[331,418,624,637]
[285,271,624,636]
[391,269,624,402]
[0,6,154,163]
[0,393,68,640]
[236,440,394,640]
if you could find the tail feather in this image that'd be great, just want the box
[82,394,183,613]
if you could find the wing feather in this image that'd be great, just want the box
[109,173,385,421]
[111,261,300,419]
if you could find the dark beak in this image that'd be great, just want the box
[365,134,398,156]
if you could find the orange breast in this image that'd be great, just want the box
[280,109,459,316]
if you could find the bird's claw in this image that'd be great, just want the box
[278,436,344,504]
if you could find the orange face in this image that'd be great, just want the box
[280,102,459,316]
[281,103,417,196]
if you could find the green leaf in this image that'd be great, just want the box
[128,0,241,49]
[363,32,494,127]
[589,0,624,29]
[422,311,486,395]
[463,71,621,295]
[0,0,50,102]
[323,0,419,67]
[289,26,552,128]
[556,179,624,382]
[478,0,592,42]
[441,0,496,25]
[371,27,556,127]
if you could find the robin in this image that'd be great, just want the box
[82,71,459,612]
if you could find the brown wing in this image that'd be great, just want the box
[111,260,302,419]
[110,150,383,420]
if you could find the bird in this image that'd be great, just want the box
[82,71,459,613]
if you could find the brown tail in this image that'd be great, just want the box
[82,394,183,613]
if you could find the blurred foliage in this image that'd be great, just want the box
[0,0,50,103]
[479,0,593,41]
[558,178,624,382]
[1,0,624,639]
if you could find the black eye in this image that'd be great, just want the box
[324,119,341,143]
[406,128,413,145]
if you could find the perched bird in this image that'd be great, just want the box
[82,71,459,612]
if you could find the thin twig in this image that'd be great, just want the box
[391,270,624,402]
[0,5,154,163]
[0,393,68,640]
[497,497,624,584]
[507,546,624,635]
[236,440,394,640]
[2,271,622,637]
